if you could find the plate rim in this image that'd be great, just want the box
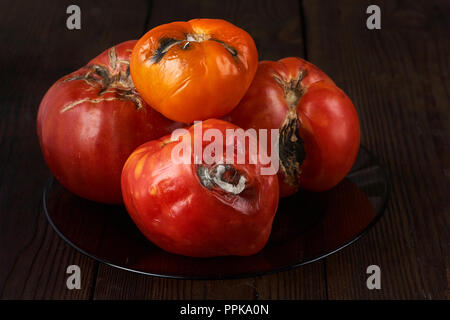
[42,146,390,280]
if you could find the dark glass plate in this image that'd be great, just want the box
[43,147,389,279]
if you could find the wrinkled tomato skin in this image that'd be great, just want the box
[37,40,182,204]
[131,19,258,123]
[226,57,360,196]
[121,119,279,257]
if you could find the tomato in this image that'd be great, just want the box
[121,119,279,257]
[37,40,182,204]
[130,19,258,124]
[226,57,360,197]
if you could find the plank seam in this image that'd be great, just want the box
[299,0,309,59]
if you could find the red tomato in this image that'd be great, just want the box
[130,19,258,123]
[37,40,182,204]
[121,119,279,257]
[226,57,360,197]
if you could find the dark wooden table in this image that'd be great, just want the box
[0,0,448,300]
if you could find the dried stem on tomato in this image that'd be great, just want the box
[197,164,247,195]
[61,46,144,112]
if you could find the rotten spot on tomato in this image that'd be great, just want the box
[276,69,308,188]
[279,109,305,188]
[197,164,246,195]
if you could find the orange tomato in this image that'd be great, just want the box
[130,19,258,123]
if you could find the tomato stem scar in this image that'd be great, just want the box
[61,46,144,112]
[151,34,238,64]
[197,164,246,195]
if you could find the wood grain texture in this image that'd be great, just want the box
[0,0,149,299]
[94,262,326,300]
[303,0,450,299]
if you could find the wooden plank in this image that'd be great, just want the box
[0,0,149,299]
[303,0,450,299]
[94,262,326,299]
[94,0,326,300]
[93,267,257,300]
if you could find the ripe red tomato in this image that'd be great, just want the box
[37,40,182,204]
[226,57,360,197]
[121,119,279,257]
[130,19,258,123]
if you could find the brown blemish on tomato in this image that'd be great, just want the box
[276,69,307,188]
[197,164,246,195]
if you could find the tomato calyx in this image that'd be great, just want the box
[196,163,247,195]
[276,69,307,189]
[61,46,144,113]
[151,34,238,64]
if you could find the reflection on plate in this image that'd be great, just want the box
[43,146,388,279]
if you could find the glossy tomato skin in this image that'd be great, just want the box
[37,41,182,204]
[121,119,279,257]
[226,57,360,197]
[130,19,258,123]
